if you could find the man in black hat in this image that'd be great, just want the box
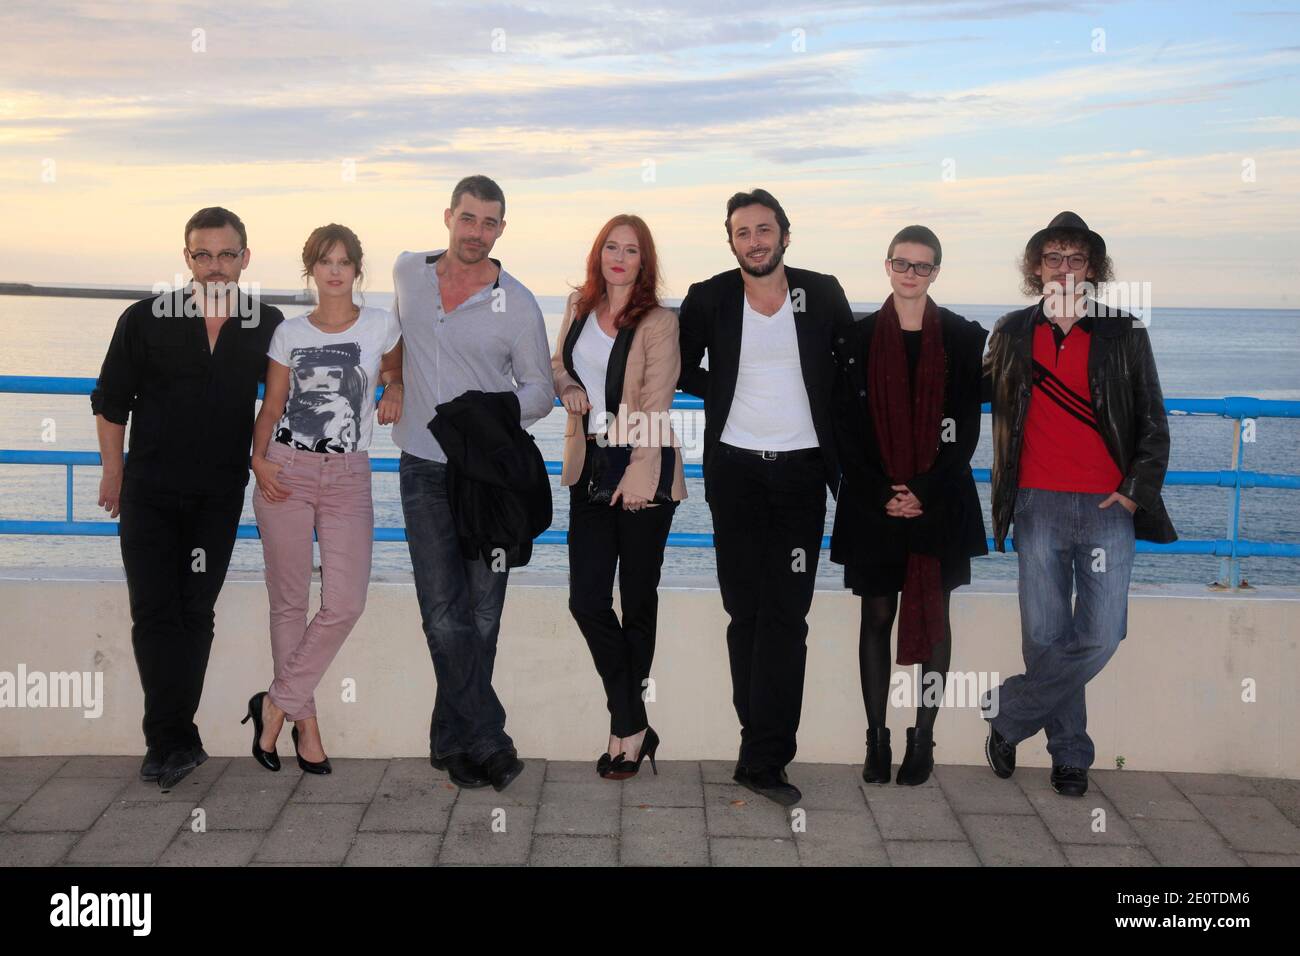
[980,211,1176,797]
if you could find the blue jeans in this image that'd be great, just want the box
[989,488,1135,769]
[399,452,514,764]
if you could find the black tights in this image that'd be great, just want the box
[858,590,953,734]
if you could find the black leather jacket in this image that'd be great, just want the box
[982,299,1177,550]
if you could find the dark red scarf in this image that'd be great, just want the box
[868,294,946,665]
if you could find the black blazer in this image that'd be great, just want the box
[677,266,855,499]
[829,308,989,571]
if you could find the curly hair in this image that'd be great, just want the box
[1019,227,1113,296]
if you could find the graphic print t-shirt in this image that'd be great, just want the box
[267,306,401,453]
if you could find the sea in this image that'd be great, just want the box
[1,291,1297,588]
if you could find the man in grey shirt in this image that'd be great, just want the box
[393,175,554,792]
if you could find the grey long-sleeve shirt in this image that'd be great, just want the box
[390,249,556,462]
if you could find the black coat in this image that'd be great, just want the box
[677,266,856,500]
[429,390,552,568]
[830,308,989,571]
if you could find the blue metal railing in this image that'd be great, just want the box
[2,375,1299,588]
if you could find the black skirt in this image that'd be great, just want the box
[843,554,971,597]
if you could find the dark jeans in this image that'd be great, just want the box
[399,452,514,764]
[707,442,827,770]
[989,488,1135,769]
[567,446,677,737]
[117,478,245,754]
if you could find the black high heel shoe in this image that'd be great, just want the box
[862,726,891,784]
[241,692,281,772]
[292,724,332,775]
[597,752,616,777]
[605,727,659,780]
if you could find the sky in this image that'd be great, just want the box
[1,0,1298,308]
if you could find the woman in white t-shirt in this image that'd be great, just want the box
[243,224,403,775]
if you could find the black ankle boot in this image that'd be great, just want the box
[896,726,935,786]
[862,727,891,784]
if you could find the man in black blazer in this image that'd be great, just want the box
[678,188,855,805]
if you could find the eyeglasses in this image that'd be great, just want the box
[187,249,244,265]
[888,257,936,277]
[1041,252,1088,269]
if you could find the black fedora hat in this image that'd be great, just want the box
[1027,210,1105,259]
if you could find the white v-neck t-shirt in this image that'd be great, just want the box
[572,311,616,434]
[719,291,818,451]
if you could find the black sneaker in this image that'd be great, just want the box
[1050,765,1088,797]
[984,724,1016,779]
[139,748,166,782]
[157,746,208,790]
[481,750,525,792]
[430,752,491,789]
[734,765,802,807]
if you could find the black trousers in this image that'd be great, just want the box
[567,447,677,737]
[117,478,245,753]
[707,443,827,770]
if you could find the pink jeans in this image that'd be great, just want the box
[252,441,373,720]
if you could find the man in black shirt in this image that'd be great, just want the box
[91,207,283,789]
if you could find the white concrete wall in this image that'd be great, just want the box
[1,572,1297,778]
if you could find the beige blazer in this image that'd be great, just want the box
[551,292,688,502]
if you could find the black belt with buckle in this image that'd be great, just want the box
[719,441,821,462]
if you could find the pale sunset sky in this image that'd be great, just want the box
[2,0,1298,308]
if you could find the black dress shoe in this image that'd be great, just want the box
[430,752,491,789]
[158,746,208,790]
[896,727,935,786]
[734,765,802,807]
[862,726,892,784]
[481,750,525,792]
[1051,765,1088,797]
[139,748,166,782]
[984,722,1016,779]
[291,725,332,775]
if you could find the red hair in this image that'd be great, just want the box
[571,214,661,330]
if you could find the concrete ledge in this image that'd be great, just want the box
[0,572,1297,777]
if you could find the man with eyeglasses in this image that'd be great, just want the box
[980,211,1176,797]
[91,206,284,789]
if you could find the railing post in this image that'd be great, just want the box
[66,464,74,523]
[1227,416,1245,588]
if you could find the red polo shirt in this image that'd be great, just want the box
[1018,314,1123,493]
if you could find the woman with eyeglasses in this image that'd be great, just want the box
[829,225,988,786]
[242,223,403,774]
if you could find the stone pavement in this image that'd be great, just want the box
[1,756,1299,866]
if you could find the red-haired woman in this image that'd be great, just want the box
[552,214,687,780]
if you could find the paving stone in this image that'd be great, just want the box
[535,780,621,836]
[1062,844,1158,867]
[887,840,980,866]
[962,813,1068,866]
[67,800,196,863]
[4,776,123,831]
[1185,793,1300,855]
[705,783,795,838]
[0,757,66,802]
[114,757,230,803]
[1165,772,1260,797]
[528,834,618,866]
[344,832,440,866]
[863,785,965,841]
[55,755,142,778]
[1240,853,1300,867]
[623,760,703,807]
[438,802,536,865]
[785,763,877,809]
[254,803,366,864]
[0,803,17,826]
[1247,777,1300,829]
[1129,818,1245,866]
[935,764,1036,815]
[1090,771,1201,821]
[359,759,456,834]
[197,767,300,830]
[621,806,707,866]
[0,832,79,866]
[453,759,544,807]
[1027,790,1142,846]
[794,808,889,866]
[545,760,604,782]
[157,831,265,867]
[709,836,799,866]
[700,760,738,785]
[291,758,387,804]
